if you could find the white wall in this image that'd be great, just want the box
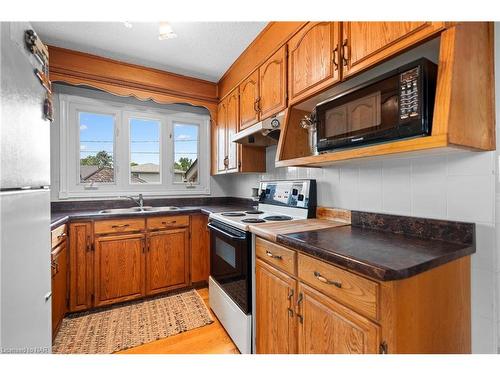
[215,24,500,353]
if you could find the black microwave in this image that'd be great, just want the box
[314,58,437,153]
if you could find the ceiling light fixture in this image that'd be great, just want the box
[158,22,177,40]
[123,21,133,29]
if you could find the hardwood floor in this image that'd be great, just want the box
[117,288,240,354]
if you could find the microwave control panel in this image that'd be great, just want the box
[399,66,420,121]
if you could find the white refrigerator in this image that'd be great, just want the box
[0,22,52,352]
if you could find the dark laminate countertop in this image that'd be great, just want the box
[51,198,254,229]
[276,212,475,281]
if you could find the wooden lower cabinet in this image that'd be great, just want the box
[255,259,297,354]
[94,233,146,307]
[297,283,379,354]
[190,214,210,283]
[51,239,68,338]
[146,228,189,295]
[69,222,93,312]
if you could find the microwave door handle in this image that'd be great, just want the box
[207,223,247,240]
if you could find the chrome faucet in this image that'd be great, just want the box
[124,193,144,208]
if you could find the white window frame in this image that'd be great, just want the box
[58,94,211,199]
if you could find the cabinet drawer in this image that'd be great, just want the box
[256,237,296,275]
[51,224,67,249]
[147,215,189,230]
[94,218,145,235]
[298,253,378,320]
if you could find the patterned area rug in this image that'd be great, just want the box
[52,289,214,354]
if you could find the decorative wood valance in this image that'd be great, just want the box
[48,46,218,120]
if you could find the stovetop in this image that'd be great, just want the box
[210,208,303,231]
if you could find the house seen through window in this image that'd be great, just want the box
[129,118,161,184]
[174,122,199,184]
[79,112,115,183]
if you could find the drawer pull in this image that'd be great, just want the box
[57,233,67,239]
[161,220,177,225]
[111,224,130,229]
[314,271,342,288]
[266,250,282,260]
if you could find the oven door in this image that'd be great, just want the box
[208,220,251,314]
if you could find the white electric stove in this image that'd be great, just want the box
[207,179,317,354]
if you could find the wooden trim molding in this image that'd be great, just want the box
[48,46,218,119]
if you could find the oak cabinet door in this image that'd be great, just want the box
[190,215,210,284]
[288,22,340,104]
[342,22,445,77]
[69,222,93,312]
[259,46,287,120]
[297,283,380,354]
[94,233,145,307]
[226,88,240,172]
[51,241,67,338]
[239,70,260,130]
[216,100,227,173]
[255,259,297,354]
[146,228,190,295]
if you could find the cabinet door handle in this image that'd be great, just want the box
[342,38,349,67]
[313,271,342,288]
[333,45,339,71]
[287,288,294,300]
[266,250,282,260]
[296,292,303,324]
[161,220,177,225]
[57,232,67,239]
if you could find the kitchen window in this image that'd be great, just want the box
[59,94,210,198]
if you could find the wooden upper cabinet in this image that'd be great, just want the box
[342,22,445,77]
[94,233,145,307]
[216,100,227,173]
[226,88,240,172]
[297,283,380,354]
[239,70,259,130]
[146,228,189,295]
[69,222,93,312]
[259,46,287,120]
[288,22,341,104]
[255,259,297,354]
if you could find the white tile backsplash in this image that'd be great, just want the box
[381,159,412,215]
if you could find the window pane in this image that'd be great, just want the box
[79,112,115,183]
[130,118,160,184]
[173,122,199,183]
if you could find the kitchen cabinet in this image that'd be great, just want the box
[214,89,266,175]
[69,222,93,312]
[259,46,287,120]
[94,233,146,307]
[238,46,287,130]
[254,236,471,353]
[341,22,445,78]
[239,70,260,130]
[288,22,341,104]
[51,233,68,338]
[255,259,297,354]
[146,228,189,295]
[190,214,210,284]
[297,283,379,354]
[226,88,240,172]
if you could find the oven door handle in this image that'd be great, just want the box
[207,223,247,240]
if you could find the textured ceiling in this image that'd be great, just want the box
[32,22,268,82]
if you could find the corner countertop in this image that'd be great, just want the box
[261,211,476,281]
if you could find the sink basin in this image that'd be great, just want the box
[99,206,179,214]
[143,206,179,212]
[99,206,153,214]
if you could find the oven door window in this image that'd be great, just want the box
[210,227,250,313]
